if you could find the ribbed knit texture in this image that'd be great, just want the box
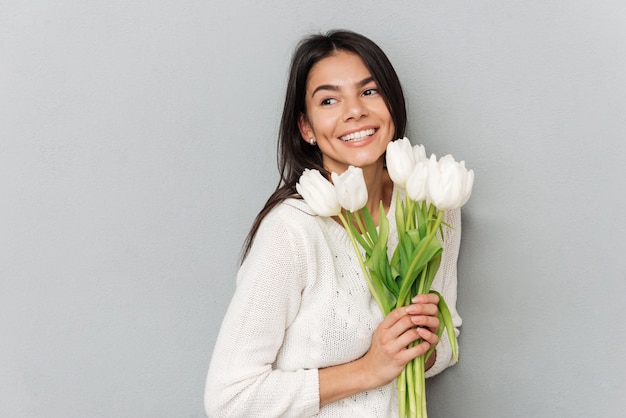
[205,187,462,417]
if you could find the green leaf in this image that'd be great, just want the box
[390,246,401,271]
[396,238,443,304]
[361,205,378,242]
[416,202,427,239]
[368,217,388,271]
[371,203,397,297]
[345,214,372,256]
[353,231,372,256]
[430,290,459,362]
[390,265,401,282]
[397,236,412,278]
[421,254,441,293]
[425,308,446,363]
[381,258,399,295]
[407,237,442,280]
[407,229,421,247]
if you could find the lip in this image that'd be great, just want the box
[338,127,378,143]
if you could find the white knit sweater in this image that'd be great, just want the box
[205,189,462,417]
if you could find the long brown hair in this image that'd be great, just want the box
[242,30,407,260]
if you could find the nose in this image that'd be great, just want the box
[343,97,367,121]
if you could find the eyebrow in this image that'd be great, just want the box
[310,76,376,98]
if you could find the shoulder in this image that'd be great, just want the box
[252,198,323,247]
[262,198,318,228]
[276,197,317,217]
[240,198,328,288]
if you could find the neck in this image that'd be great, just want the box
[362,164,384,207]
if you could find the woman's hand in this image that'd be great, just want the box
[318,293,440,407]
[360,293,440,388]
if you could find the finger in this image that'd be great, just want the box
[379,307,419,340]
[405,302,439,317]
[409,314,440,330]
[404,339,434,359]
[381,306,411,328]
[411,293,439,305]
[379,305,438,345]
[416,327,439,346]
[396,319,439,350]
[394,326,425,351]
[374,314,423,353]
[396,330,437,360]
[382,300,439,327]
[383,314,420,346]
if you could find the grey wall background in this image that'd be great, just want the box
[2,1,625,417]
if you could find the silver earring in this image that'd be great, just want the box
[309,137,317,146]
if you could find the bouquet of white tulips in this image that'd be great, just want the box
[296,137,474,418]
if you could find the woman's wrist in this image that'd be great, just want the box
[318,357,377,407]
[319,348,437,407]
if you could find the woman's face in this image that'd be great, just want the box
[299,50,395,175]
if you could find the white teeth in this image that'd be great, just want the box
[340,128,376,142]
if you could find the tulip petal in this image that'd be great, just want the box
[296,169,340,216]
[332,166,368,212]
[386,137,416,189]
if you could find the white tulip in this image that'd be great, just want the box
[413,143,427,163]
[427,154,474,210]
[386,137,416,189]
[331,166,368,212]
[296,169,341,216]
[406,160,429,202]
[458,161,475,207]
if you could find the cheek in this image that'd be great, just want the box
[382,120,396,142]
[386,116,396,139]
[374,104,394,132]
[309,113,339,136]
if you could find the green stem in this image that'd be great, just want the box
[416,264,429,297]
[407,357,416,416]
[416,354,426,418]
[398,366,407,417]
[406,198,416,230]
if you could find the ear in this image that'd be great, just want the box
[298,113,313,143]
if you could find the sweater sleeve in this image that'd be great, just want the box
[425,208,463,378]
[204,207,320,417]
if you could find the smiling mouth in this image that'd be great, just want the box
[339,128,376,142]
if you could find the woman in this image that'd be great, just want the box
[205,30,462,417]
